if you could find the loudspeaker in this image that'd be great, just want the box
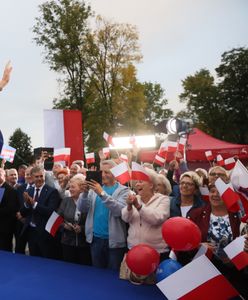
[34,147,54,171]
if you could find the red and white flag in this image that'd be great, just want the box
[154,154,166,167]
[205,150,213,161]
[224,236,248,270]
[45,211,64,237]
[53,148,71,163]
[103,132,114,146]
[0,144,16,163]
[158,142,167,158]
[224,157,236,170]
[119,154,128,163]
[215,178,240,213]
[85,152,95,164]
[131,162,150,182]
[178,137,187,152]
[110,162,131,184]
[102,147,110,158]
[44,109,84,163]
[199,187,209,202]
[216,154,224,166]
[167,141,178,153]
[231,159,248,215]
[157,255,239,300]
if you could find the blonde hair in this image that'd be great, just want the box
[180,171,201,188]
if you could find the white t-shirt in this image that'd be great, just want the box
[180,205,192,218]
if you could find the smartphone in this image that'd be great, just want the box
[86,171,102,185]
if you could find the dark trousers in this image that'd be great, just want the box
[0,233,13,252]
[27,227,59,259]
[14,220,28,254]
[90,236,126,270]
[62,243,92,265]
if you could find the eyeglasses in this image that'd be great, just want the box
[179,181,195,187]
[209,172,226,177]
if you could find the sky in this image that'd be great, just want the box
[1,0,247,149]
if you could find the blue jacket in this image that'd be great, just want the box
[170,194,204,218]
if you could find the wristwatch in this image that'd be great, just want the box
[100,191,106,197]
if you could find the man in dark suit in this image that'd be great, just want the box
[15,166,34,254]
[0,168,19,251]
[20,165,61,259]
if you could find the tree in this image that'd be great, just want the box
[216,47,248,144]
[179,69,226,138]
[84,16,142,130]
[6,128,33,169]
[143,82,173,130]
[33,0,92,112]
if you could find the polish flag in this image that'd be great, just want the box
[216,154,224,166]
[205,150,213,161]
[215,178,240,213]
[158,142,168,158]
[102,147,110,158]
[85,152,95,164]
[44,109,84,163]
[53,148,71,163]
[157,255,239,300]
[224,157,236,170]
[231,159,248,215]
[199,187,209,202]
[45,211,64,237]
[167,141,178,153]
[119,154,128,163]
[110,162,131,184]
[103,132,114,146]
[224,236,248,270]
[0,144,16,163]
[154,155,166,166]
[178,137,187,152]
[131,162,150,182]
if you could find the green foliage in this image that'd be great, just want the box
[6,128,33,169]
[33,0,92,112]
[179,69,226,138]
[216,47,248,143]
[179,48,248,144]
[143,82,173,129]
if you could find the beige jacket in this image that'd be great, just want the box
[121,193,170,253]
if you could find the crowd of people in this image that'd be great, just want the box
[0,152,247,297]
[0,62,247,297]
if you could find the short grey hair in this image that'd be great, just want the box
[100,160,117,169]
[31,165,45,175]
[157,174,172,195]
[144,167,159,187]
[70,174,85,186]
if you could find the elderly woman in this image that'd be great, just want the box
[122,168,170,260]
[156,174,172,196]
[57,174,91,265]
[188,183,240,262]
[170,171,204,218]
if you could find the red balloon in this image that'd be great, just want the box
[162,217,201,251]
[126,244,160,276]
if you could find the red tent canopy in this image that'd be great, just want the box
[139,128,248,163]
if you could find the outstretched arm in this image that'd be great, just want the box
[0,61,12,91]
